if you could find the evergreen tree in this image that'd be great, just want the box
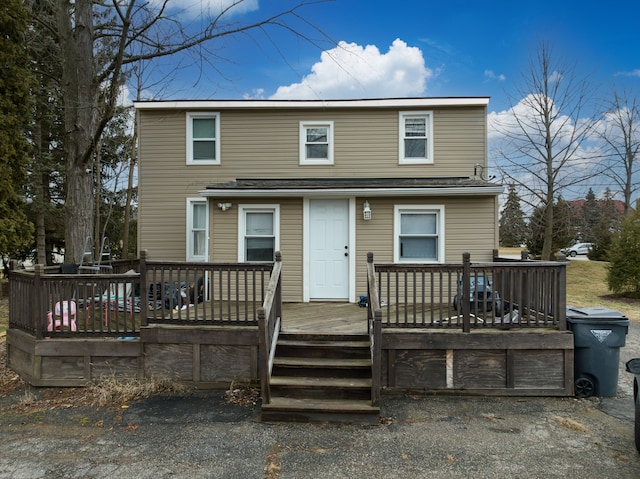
[24,0,66,265]
[590,188,624,261]
[526,198,575,257]
[0,0,35,268]
[499,185,527,247]
[579,188,600,243]
[607,213,640,297]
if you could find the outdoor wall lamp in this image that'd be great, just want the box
[217,203,232,212]
[363,200,372,221]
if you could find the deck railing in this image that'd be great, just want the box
[9,262,143,339]
[370,252,567,331]
[8,251,276,337]
[366,253,382,407]
[258,252,283,405]
[142,251,272,326]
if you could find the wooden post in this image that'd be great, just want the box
[557,262,567,330]
[274,251,282,322]
[34,264,44,340]
[366,252,382,407]
[258,307,270,404]
[371,308,382,407]
[462,252,471,333]
[139,250,148,327]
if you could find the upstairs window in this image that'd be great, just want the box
[187,112,220,165]
[399,111,433,164]
[394,205,444,263]
[300,121,334,165]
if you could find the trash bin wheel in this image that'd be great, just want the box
[575,376,595,398]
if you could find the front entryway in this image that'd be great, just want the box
[308,199,350,300]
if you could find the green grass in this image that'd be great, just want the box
[565,260,640,321]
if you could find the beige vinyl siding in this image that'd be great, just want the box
[137,105,495,302]
[210,198,304,302]
[137,106,487,184]
[354,196,497,300]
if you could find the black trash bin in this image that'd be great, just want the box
[566,306,629,398]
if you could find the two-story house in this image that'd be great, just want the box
[134,98,503,303]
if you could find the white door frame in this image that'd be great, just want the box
[303,197,356,302]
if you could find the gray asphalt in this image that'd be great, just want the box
[0,320,639,478]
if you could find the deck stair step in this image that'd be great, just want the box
[262,331,379,424]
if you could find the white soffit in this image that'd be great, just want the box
[134,97,490,110]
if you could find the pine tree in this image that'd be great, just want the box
[499,185,527,247]
[607,213,640,297]
[0,0,35,266]
[579,188,600,242]
[526,198,575,257]
[591,188,624,261]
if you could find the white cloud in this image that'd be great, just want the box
[484,70,505,81]
[243,88,265,100]
[614,69,640,77]
[487,94,605,203]
[269,39,432,100]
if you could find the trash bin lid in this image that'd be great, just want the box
[566,305,628,321]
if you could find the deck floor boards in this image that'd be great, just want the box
[281,302,368,334]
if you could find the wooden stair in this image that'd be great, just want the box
[261,332,380,424]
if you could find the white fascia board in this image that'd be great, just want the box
[134,97,490,110]
[198,186,504,198]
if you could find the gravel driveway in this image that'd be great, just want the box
[1,322,639,478]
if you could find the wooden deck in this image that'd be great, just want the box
[280,302,368,334]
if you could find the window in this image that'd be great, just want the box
[187,112,220,164]
[300,121,334,165]
[399,111,433,164]
[239,205,280,262]
[394,205,444,263]
[187,198,208,261]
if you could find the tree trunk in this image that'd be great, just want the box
[64,162,94,263]
[542,201,554,261]
[122,125,137,259]
[57,0,96,264]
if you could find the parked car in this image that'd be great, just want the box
[452,275,502,314]
[562,242,593,257]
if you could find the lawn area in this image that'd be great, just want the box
[500,247,640,321]
[565,260,640,321]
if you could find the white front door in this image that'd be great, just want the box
[309,199,350,300]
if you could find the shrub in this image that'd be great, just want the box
[607,214,640,297]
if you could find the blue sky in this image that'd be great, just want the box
[144,0,640,114]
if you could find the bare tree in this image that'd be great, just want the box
[492,41,600,260]
[47,0,332,263]
[599,88,640,216]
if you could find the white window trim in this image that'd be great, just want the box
[186,112,220,165]
[398,111,434,164]
[393,205,445,264]
[238,204,280,262]
[299,121,334,165]
[186,198,209,261]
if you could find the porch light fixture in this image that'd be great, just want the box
[363,201,372,221]
[217,202,232,212]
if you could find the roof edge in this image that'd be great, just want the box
[134,97,490,110]
[198,186,504,198]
